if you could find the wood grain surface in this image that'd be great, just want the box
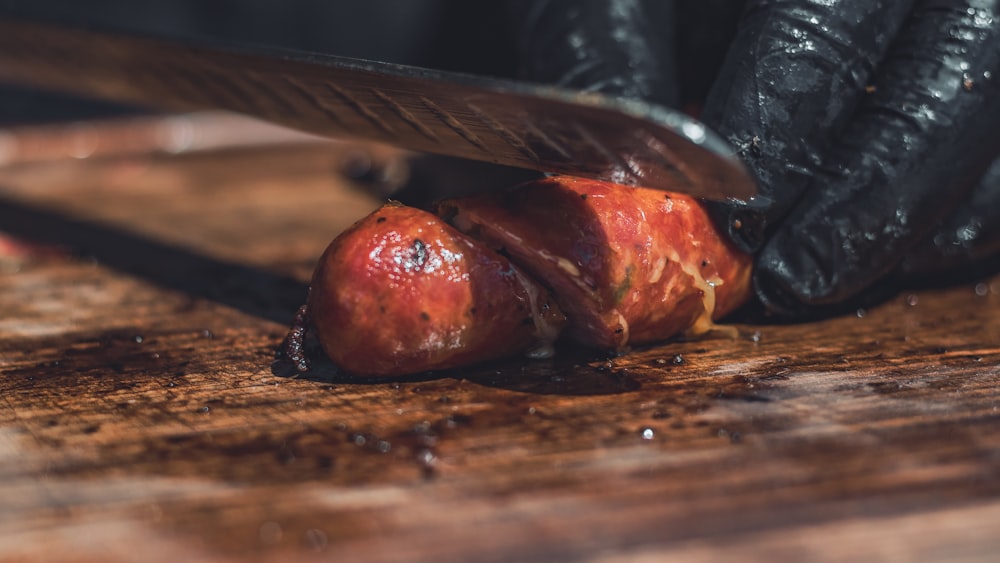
[0,116,998,562]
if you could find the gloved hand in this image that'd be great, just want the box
[506,0,1000,316]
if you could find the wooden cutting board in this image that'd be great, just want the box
[1,115,998,562]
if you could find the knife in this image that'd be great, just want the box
[0,17,756,202]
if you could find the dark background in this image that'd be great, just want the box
[0,1,744,127]
[0,0,518,125]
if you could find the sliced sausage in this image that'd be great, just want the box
[292,202,566,376]
[440,176,752,350]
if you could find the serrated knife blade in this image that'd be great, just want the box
[0,17,756,201]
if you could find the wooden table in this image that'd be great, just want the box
[1,115,998,562]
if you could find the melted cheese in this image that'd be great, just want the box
[665,248,725,338]
[511,267,563,359]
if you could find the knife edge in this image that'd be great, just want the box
[0,17,756,201]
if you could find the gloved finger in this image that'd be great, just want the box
[505,0,680,107]
[753,0,1000,315]
[700,0,916,252]
[899,156,1000,277]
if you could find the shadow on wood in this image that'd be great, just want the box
[0,192,307,324]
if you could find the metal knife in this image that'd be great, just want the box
[0,17,756,201]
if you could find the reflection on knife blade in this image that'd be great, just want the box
[0,17,756,201]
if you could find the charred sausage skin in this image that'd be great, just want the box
[303,202,566,377]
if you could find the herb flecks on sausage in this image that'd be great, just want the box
[440,177,752,351]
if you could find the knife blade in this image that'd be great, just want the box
[0,17,756,201]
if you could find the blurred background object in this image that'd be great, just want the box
[0,0,518,126]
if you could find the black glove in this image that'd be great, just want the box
[507,0,1000,315]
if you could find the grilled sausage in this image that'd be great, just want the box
[286,177,752,376]
[439,176,752,350]
[288,202,566,377]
